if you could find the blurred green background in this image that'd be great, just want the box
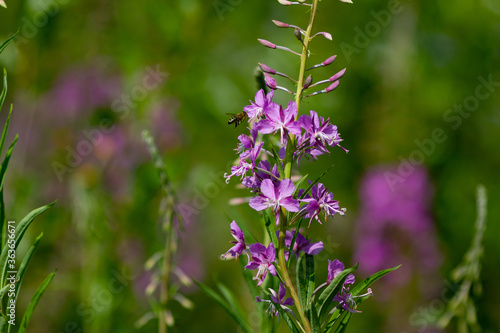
[0,0,499,332]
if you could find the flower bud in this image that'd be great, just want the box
[303,74,313,89]
[294,28,303,42]
[322,55,337,66]
[278,0,292,5]
[325,80,340,93]
[330,68,346,82]
[258,63,276,74]
[258,39,276,49]
[264,73,277,90]
[272,20,289,28]
[320,32,333,40]
[339,0,353,3]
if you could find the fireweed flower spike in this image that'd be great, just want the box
[245,243,277,286]
[256,283,295,319]
[216,1,399,332]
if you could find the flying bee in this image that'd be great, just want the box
[227,111,248,128]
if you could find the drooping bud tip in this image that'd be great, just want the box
[258,39,277,49]
[322,55,337,66]
[272,20,289,28]
[258,63,276,75]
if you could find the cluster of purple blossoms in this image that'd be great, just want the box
[220,71,356,317]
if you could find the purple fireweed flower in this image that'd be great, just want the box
[245,243,277,286]
[224,142,264,184]
[256,283,294,318]
[255,101,302,144]
[301,182,346,226]
[249,179,300,223]
[326,259,355,286]
[221,221,248,260]
[243,89,277,121]
[333,289,374,313]
[282,230,324,260]
[298,110,343,156]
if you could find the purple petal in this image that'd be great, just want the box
[254,89,265,105]
[304,241,324,255]
[278,179,296,198]
[249,196,269,211]
[280,197,300,212]
[260,179,277,200]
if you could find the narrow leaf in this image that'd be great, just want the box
[305,254,315,310]
[350,265,400,297]
[332,312,351,333]
[195,281,252,333]
[263,210,278,250]
[296,254,307,310]
[273,301,300,333]
[0,201,54,285]
[0,32,18,56]
[18,270,56,333]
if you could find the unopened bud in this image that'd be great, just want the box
[272,20,289,28]
[264,73,277,90]
[303,74,313,89]
[258,63,276,74]
[294,28,303,42]
[339,0,353,3]
[258,39,276,49]
[320,32,333,40]
[278,0,292,5]
[330,68,346,82]
[322,55,337,66]
[325,80,340,93]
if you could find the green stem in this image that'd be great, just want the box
[278,2,320,332]
[278,209,312,333]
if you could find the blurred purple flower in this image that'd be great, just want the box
[353,165,442,299]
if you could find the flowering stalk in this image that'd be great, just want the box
[216,1,400,332]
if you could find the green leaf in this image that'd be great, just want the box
[350,265,400,298]
[0,135,17,193]
[296,254,307,310]
[332,312,351,333]
[263,210,278,250]
[0,69,7,112]
[293,173,309,197]
[10,233,44,305]
[0,32,17,56]
[305,254,315,310]
[0,201,55,286]
[308,302,321,333]
[195,281,252,333]
[273,300,300,333]
[18,270,56,333]
[217,282,249,329]
[316,264,358,320]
